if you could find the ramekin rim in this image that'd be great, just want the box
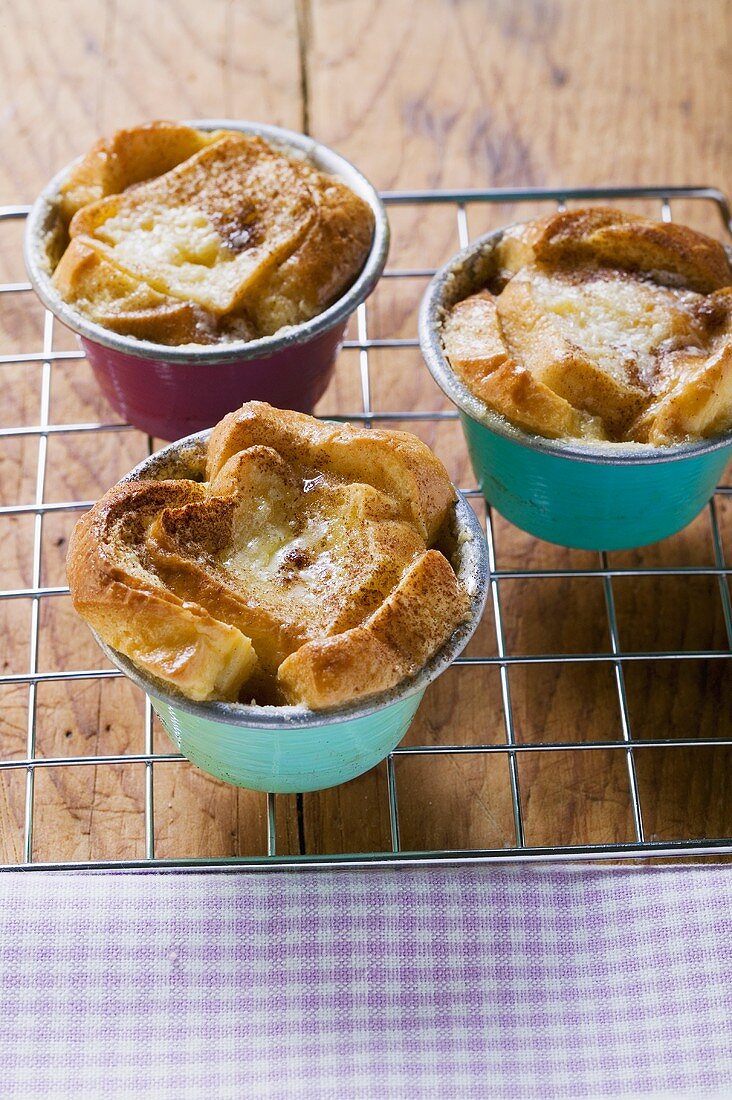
[89,426,490,730]
[23,118,390,364]
[418,224,732,467]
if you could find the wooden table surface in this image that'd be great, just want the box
[0,0,731,864]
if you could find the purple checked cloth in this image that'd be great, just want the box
[0,864,730,1098]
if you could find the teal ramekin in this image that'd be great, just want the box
[419,227,732,551]
[91,431,489,793]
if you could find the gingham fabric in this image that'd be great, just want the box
[0,865,730,1099]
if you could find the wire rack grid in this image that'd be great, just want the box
[1,184,732,872]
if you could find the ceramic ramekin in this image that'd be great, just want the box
[89,430,489,793]
[419,226,732,551]
[24,120,389,441]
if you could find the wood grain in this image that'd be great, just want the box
[306,0,731,191]
[0,0,731,864]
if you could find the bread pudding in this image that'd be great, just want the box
[47,121,375,346]
[441,208,732,445]
[67,403,470,709]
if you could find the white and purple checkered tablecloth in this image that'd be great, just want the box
[0,864,730,1098]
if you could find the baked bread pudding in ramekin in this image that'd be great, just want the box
[420,207,732,550]
[25,120,389,439]
[50,120,375,346]
[65,403,487,791]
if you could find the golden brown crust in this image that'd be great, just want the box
[630,343,732,445]
[52,236,223,344]
[277,550,470,709]
[67,403,468,710]
[531,208,732,294]
[206,401,457,542]
[69,134,316,315]
[496,269,647,438]
[57,121,223,225]
[442,292,605,440]
[49,121,374,345]
[66,480,257,702]
[243,168,375,335]
[442,208,732,445]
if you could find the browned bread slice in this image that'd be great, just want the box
[530,208,732,293]
[67,479,257,701]
[143,443,427,677]
[630,340,732,445]
[68,134,316,314]
[243,164,375,335]
[278,549,469,708]
[441,291,605,440]
[67,403,469,709]
[493,218,551,283]
[440,290,512,377]
[496,266,649,437]
[58,120,224,225]
[52,236,225,344]
[206,402,457,542]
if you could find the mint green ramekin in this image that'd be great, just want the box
[91,431,489,793]
[419,227,732,551]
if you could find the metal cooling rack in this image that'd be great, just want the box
[1,185,732,872]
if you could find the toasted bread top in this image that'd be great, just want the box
[50,121,375,345]
[442,208,732,445]
[67,403,469,709]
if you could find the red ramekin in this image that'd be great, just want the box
[24,120,389,440]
